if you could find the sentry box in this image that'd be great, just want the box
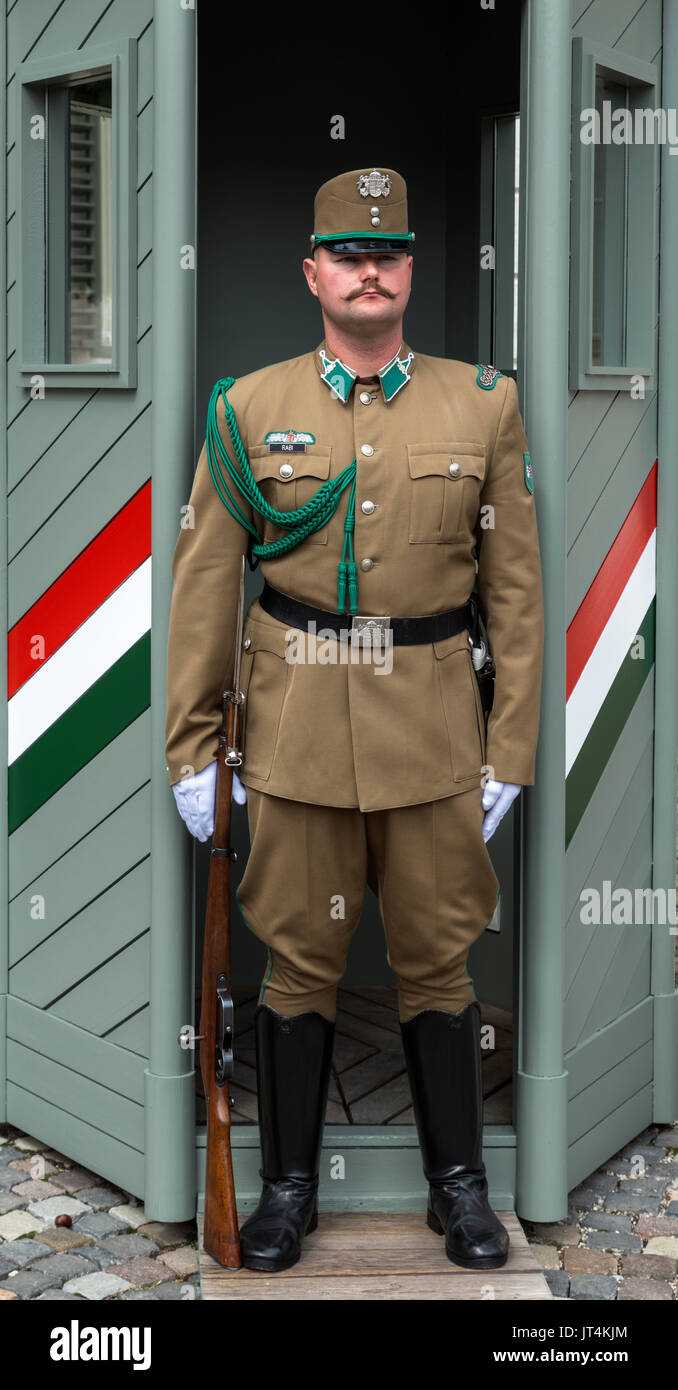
[1,0,676,1226]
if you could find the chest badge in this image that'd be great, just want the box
[265,429,316,454]
[523,450,534,494]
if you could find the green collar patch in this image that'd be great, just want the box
[318,344,415,404]
[318,349,357,403]
[378,348,415,402]
[523,450,534,494]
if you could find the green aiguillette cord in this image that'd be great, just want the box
[205,378,359,615]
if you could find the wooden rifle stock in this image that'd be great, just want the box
[199,567,246,1268]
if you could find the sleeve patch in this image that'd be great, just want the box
[523,451,534,494]
[475,363,503,390]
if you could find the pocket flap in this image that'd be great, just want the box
[249,443,332,484]
[433,628,474,660]
[407,442,486,481]
[242,610,292,660]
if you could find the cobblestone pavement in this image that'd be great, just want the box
[2,1118,677,1299]
[0,1124,200,1301]
[524,1120,678,1300]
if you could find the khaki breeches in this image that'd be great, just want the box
[235,785,500,1023]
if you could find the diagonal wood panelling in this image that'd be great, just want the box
[565,0,661,1148]
[5,1,157,1193]
[9,860,150,1008]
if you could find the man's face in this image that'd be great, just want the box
[302,247,413,336]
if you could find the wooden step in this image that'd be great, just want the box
[198,1210,552,1301]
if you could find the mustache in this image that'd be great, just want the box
[346,284,395,300]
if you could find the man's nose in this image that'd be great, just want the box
[359,260,380,278]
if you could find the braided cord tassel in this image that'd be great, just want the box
[337,474,359,615]
[205,378,357,563]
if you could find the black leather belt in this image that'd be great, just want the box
[258,581,474,646]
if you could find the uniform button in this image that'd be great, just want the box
[243,636,252,649]
[361,500,376,514]
[360,558,375,571]
[360,444,374,457]
[448,460,462,478]
[279,462,294,478]
[359,391,372,405]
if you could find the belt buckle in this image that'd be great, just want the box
[350,613,391,646]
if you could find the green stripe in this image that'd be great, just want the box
[311,232,414,244]
[9,632,151,834]
[565,598,655,848]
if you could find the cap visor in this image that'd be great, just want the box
[313,235,413,253]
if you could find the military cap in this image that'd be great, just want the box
[310,167,414,254]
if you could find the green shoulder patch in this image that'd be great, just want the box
[523,450,534,494]
[475,363,503,390]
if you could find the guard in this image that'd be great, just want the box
[165,167,544,1273]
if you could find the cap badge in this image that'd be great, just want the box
[357,170,391,199]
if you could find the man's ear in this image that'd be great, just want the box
[302,254,319,298]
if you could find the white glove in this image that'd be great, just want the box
[481,779,521,842]
[172,762,247,841]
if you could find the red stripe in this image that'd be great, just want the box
[566,462,657,700]
[8,481,151,699]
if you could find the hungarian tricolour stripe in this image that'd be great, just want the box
[565,463,657,847]
[7,482,152,833]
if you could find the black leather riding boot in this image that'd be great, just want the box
[238,1003,335,1272]
[400,1000,509,1269]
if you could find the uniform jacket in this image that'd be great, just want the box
[165,341,544,812]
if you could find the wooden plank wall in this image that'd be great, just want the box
[565,0,662,1170]
[5,0,154,1193]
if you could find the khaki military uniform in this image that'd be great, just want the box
[165,339,544,1021]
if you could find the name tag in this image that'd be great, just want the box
[268,442,307,453]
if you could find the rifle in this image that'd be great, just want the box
[199,554,246,1268]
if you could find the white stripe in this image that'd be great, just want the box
[566,531,655,775]
[8,558,151,765]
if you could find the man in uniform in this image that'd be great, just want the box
[166,168,544,1274]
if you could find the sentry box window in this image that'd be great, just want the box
[570,38,659,393]
[14,40,137,389]
[478,111,520,381]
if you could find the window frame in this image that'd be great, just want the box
[570,36,658,393]
[14,38,137,390]
[478,106,520,380]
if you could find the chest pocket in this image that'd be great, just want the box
[249,444,332,546]
[407,442,486,544]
